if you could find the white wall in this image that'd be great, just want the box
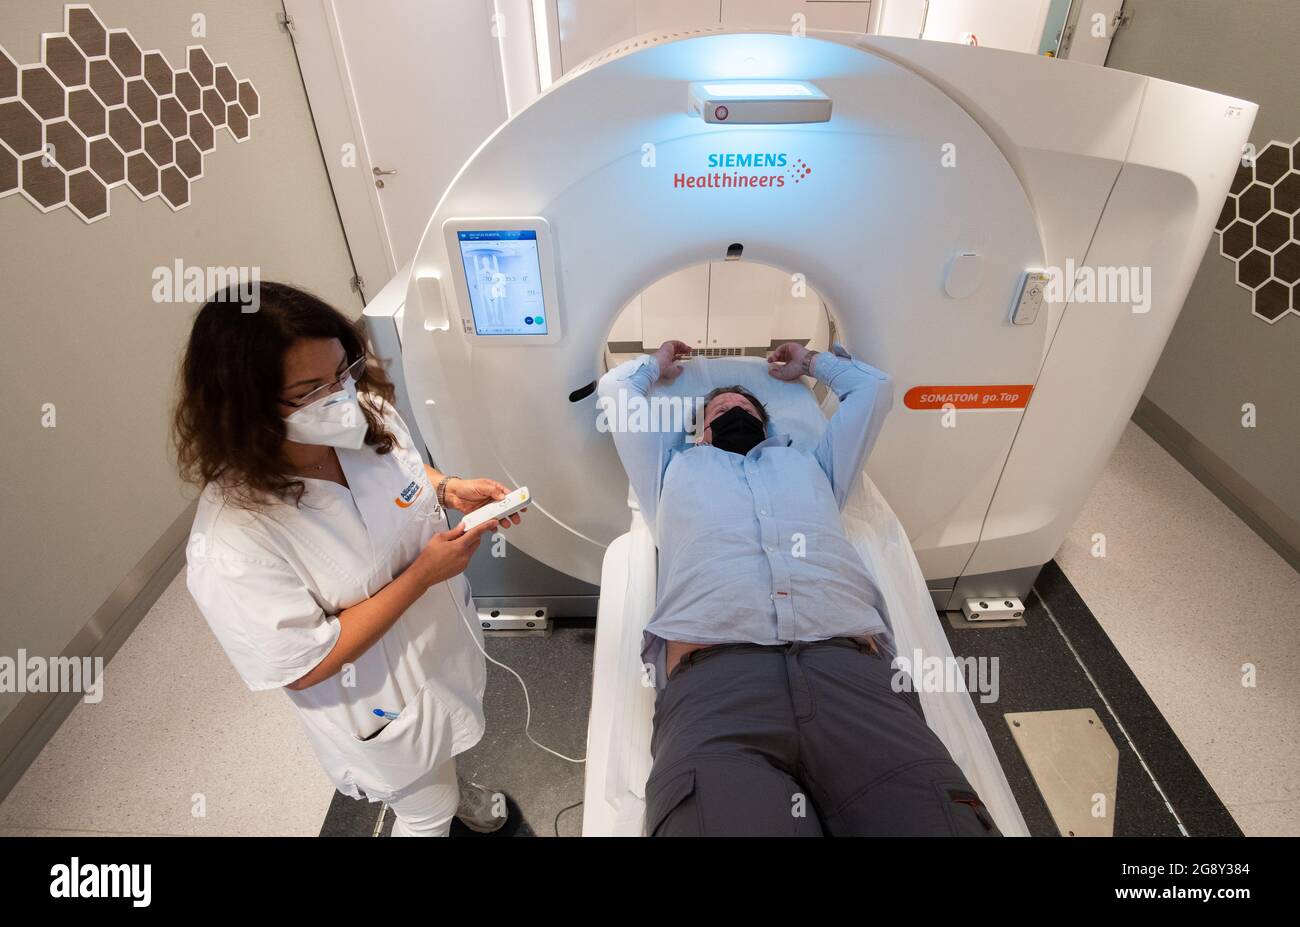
[284,0,513,299]
[0,0,359,728]
[921,0,1051,53]
[554,0,875,72]
[1106,0,1300,550]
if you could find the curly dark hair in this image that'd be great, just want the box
[173,281,397,508]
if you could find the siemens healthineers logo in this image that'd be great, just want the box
[673,152,813,190]
[50,858,151,907]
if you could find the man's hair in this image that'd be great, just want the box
[703,385,769,426]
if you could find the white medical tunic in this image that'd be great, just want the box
[185,400,486,801]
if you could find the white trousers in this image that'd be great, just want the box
[387,758,459,837]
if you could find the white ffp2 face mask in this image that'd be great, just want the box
[283,377,368,450]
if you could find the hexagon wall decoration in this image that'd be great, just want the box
[0,4,260,223]
[1215,136,1300,324]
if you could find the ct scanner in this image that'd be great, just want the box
[361,28,1256,835]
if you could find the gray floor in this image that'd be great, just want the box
[1056,424,1300,836]
[451,623,594,837]
[317,624,594,837]
[1,422,1296,836]
[0,567,333,836]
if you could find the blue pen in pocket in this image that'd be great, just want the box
[372,708,400,720]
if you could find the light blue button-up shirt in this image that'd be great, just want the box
[598,348,895,688]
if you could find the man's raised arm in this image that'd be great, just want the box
[767,341,893,508]
[596,340,693,532]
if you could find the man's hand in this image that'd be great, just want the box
[652,340,692,382]
[767,342,818,381]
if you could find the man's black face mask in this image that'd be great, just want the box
[707,405,766,456]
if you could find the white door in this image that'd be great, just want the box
[921,0,1051,53]
[706,261,781,349]
[640,263,710,350]
[874,0,929,38]
[1062,0,1126,65]
[722,0,872,32]
[554,0,719,75]
[284,0,513,300]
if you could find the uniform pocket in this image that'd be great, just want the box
[342,682,459,800]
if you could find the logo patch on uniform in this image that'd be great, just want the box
[394,480,423,508]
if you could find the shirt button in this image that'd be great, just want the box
[759,509,768,516]
[766,545,774,552]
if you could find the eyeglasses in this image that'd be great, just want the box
[281,355,367,409]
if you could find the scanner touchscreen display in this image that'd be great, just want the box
[457,230,549,336]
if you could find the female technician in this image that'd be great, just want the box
[174,282,521,836]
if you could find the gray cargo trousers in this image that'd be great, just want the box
[645,637,1002,837]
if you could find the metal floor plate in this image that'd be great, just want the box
[1005,708,1119,837]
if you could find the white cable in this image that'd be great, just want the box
[446,580,586,765]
